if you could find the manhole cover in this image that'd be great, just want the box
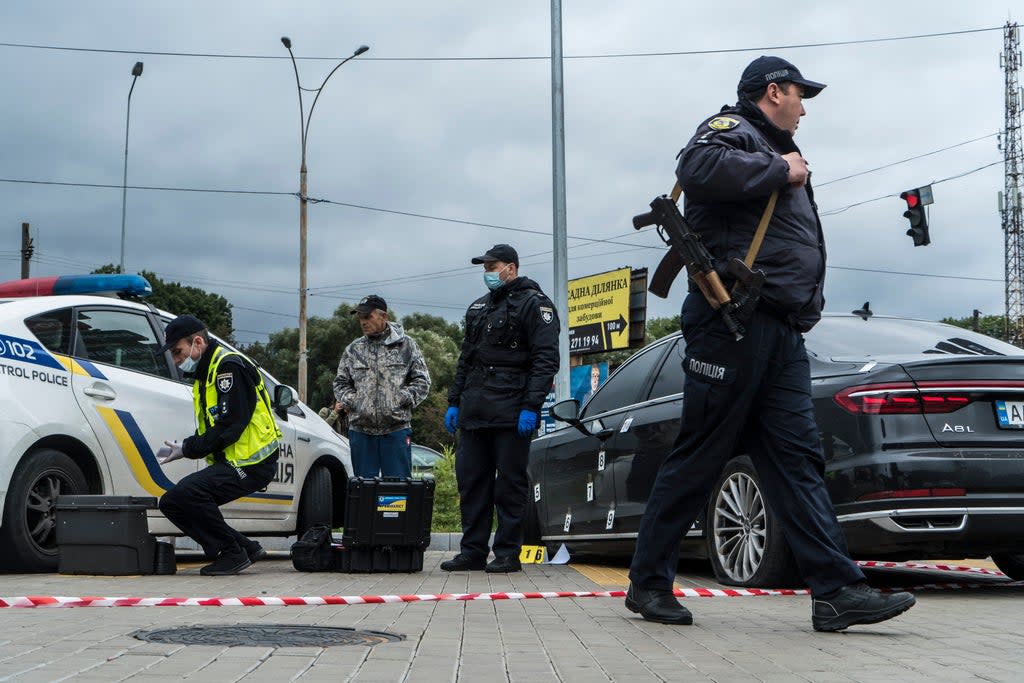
[132,624,404,648]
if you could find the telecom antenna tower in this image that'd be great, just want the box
[1000,21,1023,346]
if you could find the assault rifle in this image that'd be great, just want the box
[633,195,764,341]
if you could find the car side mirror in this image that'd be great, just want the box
[550,399,580,423]
[273,385,297,419]
[551,399,614,441]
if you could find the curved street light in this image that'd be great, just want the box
[281,37,369,402]
[120,61,144,274]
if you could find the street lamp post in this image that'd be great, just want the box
[281,37,369,403]
[119,61,144,274]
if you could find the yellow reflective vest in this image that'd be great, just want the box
[193,345,282,467]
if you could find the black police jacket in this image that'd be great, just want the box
[448,276,560,430]
[676,99,827,332]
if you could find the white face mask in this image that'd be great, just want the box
[176,341,198,373]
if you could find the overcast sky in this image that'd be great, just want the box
[0,2,1018,345]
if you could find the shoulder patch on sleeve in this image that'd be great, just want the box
[539,306,554,324]
[216,372,234,393]
[707,116,739,131]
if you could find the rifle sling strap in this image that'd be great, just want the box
[743,189,778,268]
[669,181,778,272]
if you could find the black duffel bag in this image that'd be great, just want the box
[290,524,334,572]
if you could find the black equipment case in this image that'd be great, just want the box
[337,477,434,573]
[55,495,158,575]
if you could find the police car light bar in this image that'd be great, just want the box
[0,274,153,299]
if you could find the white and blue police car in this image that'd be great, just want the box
[0,274,352,572]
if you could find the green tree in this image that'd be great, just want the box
[647,315,681,341]
[244,303,363,411]
[402,312,463,347]
[940,313,1010,343]
[93,265,233,341]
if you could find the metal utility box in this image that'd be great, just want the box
[55,495,157,575]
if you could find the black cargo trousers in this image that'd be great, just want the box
[455,427,532,562]
[159,452,278,559]
[628,294,864,595]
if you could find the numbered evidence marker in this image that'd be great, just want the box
[534,483,541,502]
[620,416,634,433]
[597,450,605,471]
[606,508,615,530]
[563,511,572,532]
[519,545,546,564]
[586,475,594,502]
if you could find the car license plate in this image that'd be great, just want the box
[995,400,1024,429]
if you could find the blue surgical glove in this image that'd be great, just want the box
[444,406,460,434]
[517,409,538,436]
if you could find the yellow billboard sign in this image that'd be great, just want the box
[567,267,631,354]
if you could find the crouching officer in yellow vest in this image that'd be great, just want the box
[156,314,282,576]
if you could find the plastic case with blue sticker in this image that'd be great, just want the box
[337,477,434,573]
[341,477,434,548]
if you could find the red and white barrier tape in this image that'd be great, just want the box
[2,580,1022,608]
[856,560,1007,577]
[0,561,1016,609]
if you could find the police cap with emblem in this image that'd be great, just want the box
[157,314,206,353]
[737,55,826,99]
[471,243,519,266]
[351,294,388,315]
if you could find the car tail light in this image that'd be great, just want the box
[834,382,972,415]
[857,487,966,501]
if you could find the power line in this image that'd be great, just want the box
[0,177,289,197]
[819,160,1003,216]
[0,26,1002,62]
[815,133,998,187]
[828,264,1002,283]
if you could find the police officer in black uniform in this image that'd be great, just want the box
[627,57,916,631]
[441,244,560,573]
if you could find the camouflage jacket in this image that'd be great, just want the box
[333,323,431,436]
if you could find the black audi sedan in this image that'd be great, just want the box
[525,313,1024,587]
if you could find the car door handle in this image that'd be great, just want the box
[298,436,311,442]
[83,384,117,400]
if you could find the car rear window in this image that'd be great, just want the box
[805,317,1024,359]
[25,308,73,354]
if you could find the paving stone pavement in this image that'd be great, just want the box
[0,551,1022,682]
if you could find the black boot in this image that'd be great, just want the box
[200,545,252,576]
[812,582,916,632]
[485,555,522,573]
[625,584,693,625]
[245,541,267,563]
[440,553,487,571]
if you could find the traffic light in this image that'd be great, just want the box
[900,188,930,246]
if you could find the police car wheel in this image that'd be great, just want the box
[0,448,88,572]
[707,456,800,588]
[992,553,1024,581]
[297,465,332,535]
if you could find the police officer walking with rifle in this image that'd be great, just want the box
[627,56,916,631]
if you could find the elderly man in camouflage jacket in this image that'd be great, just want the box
[333,295,431,478]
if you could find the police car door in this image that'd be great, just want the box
[68,306,197,504]
[218,366,298,520]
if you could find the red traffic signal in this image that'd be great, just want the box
[899,188,930,246]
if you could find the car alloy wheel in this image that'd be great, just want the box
[711,469,767,583]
